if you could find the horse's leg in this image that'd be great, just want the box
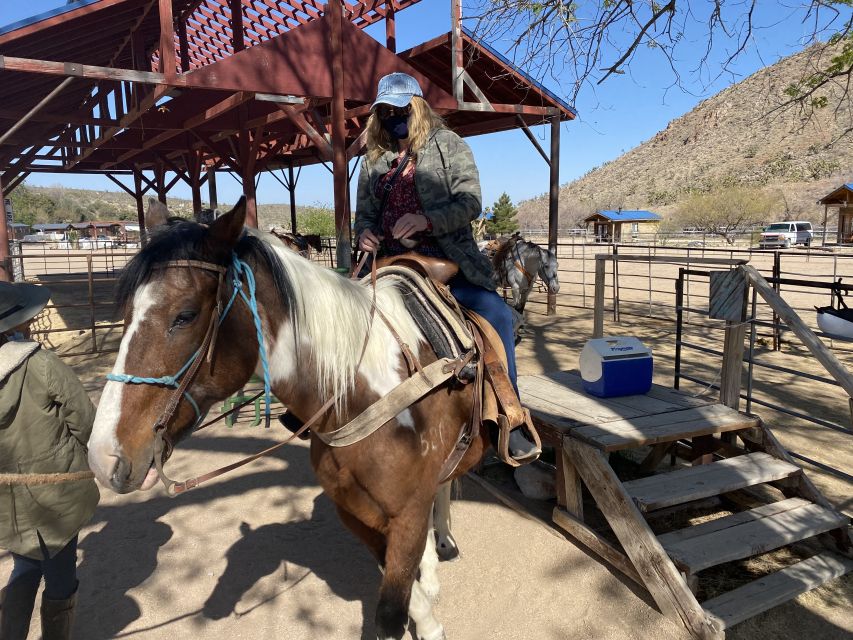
[518,283,531,312]
[335,506,387,563]
[510,278,523,311]
[433,481,459,562]
[418,505,441,603]
[377,506,444,640]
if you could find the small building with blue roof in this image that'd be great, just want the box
[818,184,853,244]
[583,209,662,243]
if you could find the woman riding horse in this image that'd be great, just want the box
[354,72,538,460]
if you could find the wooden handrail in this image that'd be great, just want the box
[741,265,853,398]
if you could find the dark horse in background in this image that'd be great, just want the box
[482,233,560,312]
[87,199,493,640]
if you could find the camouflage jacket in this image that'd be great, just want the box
[355,128,497,291]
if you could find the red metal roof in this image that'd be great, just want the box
[0,0,575,178]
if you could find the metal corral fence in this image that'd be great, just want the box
[538,242,853,493]
[10,241,136,357]
[669,266,853,486]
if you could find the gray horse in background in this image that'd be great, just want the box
[484,234,560,312]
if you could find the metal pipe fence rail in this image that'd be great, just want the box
[10,248,137,357]
[673,267,852,484]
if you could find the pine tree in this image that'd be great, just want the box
[485,192,519,235]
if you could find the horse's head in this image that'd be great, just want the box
[88,199,271,493]
[537,246,560,294]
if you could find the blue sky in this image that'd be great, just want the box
[1,0,847,213]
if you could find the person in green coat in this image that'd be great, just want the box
[0,282,99,640]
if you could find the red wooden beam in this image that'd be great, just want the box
[159,0,177,80]
[229,0,245,52]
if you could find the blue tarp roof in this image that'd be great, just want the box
[591,210,662,222]
[0,1,100,37]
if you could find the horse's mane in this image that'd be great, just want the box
[116,219,297,317]
[491,236,515,275]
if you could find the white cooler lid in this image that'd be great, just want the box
[579,336,652,383]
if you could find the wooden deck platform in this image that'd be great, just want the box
[518,371,852,640]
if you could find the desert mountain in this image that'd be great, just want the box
[519,43,853,230]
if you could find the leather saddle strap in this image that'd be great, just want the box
[438,325,484,483]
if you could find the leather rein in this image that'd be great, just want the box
[512,241,535,286]
[133,251,432,496]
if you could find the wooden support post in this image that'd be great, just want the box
[719,321,747,411]
[329,0,351,270]
[593,255,606,338]
[190,156,203,218]
[229,0,245,52]
[385,2,396,52]
[547,114,560,315]
[207,166,218,210]
[0,180,9,282]
[133,169,147,245]
[288,162,298,233]
[560,446,583,519]
[158,0,177,80]
[450,0,464,103]
[178,18,191,73]
[154,160,167,204]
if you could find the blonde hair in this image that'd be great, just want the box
[365,96,445,165]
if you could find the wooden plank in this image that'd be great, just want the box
[665,502,847,573]
[543,370,715,409]
[573,405,758,452]
[560,447,583,520]
[531,373,688,416]
[564,439,723,639]
[593,256,606,338]
[624,453,800,512]
[551,507,642,587]
[658,498,810,546]
[703,553,853,629]
[521,376,636,423]
[709,269,748,321]
[743,265,853,398]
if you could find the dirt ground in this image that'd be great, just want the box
[3,319,851,640]
[2,247,852,639]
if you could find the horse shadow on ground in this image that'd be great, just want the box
[202,492,380,639]
[73,434,316,639]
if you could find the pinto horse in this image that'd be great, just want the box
[490,235,560,312]
[87,199,490,640]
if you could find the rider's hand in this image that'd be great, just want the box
[392,214,429,240]
[358,229,383,252]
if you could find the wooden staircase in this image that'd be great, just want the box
[520,374,853,638]
[524,381,853,640]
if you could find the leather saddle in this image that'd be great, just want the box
[376,253,459,285]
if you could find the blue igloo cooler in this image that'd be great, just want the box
[579,337,653,398]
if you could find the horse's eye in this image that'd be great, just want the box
[172,311,198,328]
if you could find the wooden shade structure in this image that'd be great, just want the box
[0,0,574,295]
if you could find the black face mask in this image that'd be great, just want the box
[381,114,409,140]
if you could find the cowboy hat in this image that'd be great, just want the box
[0,282,50,334]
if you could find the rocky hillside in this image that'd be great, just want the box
[519,43,853,229]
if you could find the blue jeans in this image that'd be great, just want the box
[449,277,518,394]
[8,534,79,600]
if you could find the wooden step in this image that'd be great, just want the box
[659,499,849,573]
[703,552,853,629]
[570,403,760,452]
[624,452,800,512]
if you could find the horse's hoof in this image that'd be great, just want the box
[418,625,446,640]
[436,542,460,563]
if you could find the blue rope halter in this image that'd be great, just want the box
[106,253,274,429]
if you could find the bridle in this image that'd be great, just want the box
[106,253,277,495]
[106,250,396,496]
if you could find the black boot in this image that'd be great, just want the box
[40,591,76,640]
[0,580,39,640]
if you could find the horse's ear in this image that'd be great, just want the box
[145,198,170,231]
[207,197,246,250]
